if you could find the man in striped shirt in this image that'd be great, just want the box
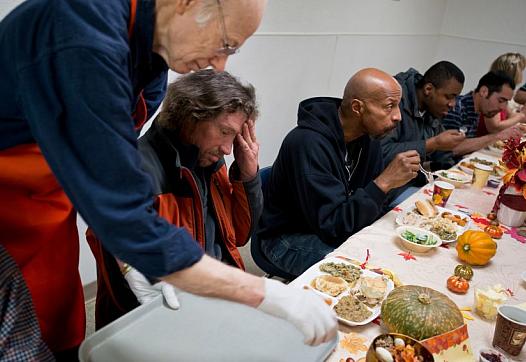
[441,71,523,159]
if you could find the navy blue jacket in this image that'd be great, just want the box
[0,0,203,277]
[257,97,387,247]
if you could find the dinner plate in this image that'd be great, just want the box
[395,205,470,244]
[292,256,394,327]
[457,156,499,175]
[486,144,504,156]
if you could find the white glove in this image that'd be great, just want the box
[124,268,180,310]
[257,278,338,346]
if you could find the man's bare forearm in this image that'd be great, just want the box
[161,255,265,307]
[452,134,496,156]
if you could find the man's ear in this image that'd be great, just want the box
[479,85,489,98]
[174,0,198,15]
[351,99,364,115]
[423,83,434,96]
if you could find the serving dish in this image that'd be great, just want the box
[396,226,441,253]
[294,256,394,327]
[365,333,434,362]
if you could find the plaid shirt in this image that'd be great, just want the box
[0,246,54,361]
[442,92,479,138]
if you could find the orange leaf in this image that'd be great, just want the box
[503,168,518,184]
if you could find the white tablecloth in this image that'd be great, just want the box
[299,151,526,361]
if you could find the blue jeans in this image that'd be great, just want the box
[261,233,334,277]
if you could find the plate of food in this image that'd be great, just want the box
[487,140,505,156]
[395,199,470,243]
[435,169,471,187]
[458,156,505,178]
[294,257,394,327]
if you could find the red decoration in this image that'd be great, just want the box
[398,251,416,261]
[359,249,370,269]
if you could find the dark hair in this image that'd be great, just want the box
[418,61,465,89]
[475,71,516,96]
[158,69,258,130]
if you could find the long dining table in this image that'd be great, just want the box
[291,150,526,361]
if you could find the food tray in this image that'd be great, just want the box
[291,256,394,327]
[395,205,470,244]
[79,291,337,362]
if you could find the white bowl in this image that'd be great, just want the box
[435,169,471,188]
[479,347,508,362]
[396,226,441,253]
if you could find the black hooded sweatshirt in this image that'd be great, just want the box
[257,97,387,247]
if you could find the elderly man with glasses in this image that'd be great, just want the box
[0,0,336,359]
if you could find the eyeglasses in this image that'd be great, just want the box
[215,0,239,56]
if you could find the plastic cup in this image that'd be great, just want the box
[432,181,454,207]
[492,305,526,356]
[471,163,492,189]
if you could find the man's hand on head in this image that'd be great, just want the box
[233,119,259,182]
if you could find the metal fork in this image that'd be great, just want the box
[419,164,434,183]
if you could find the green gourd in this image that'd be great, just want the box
[381,285,464,340]
[454,264,473,281]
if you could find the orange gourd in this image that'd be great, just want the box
[484,221,503,239]
[456,230,497,266]
[447,275,469,294]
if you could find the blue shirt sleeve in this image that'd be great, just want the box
[142,71,167,119]
[17,47,203,278]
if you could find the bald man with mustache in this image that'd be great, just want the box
[256,68,420,277]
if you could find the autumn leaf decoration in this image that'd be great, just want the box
[501,137,526,199]
[398,251,416,261]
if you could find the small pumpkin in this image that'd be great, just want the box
[447,275,469,294]
[456,230,497,266]
[381,285,464,340]
[454,264,473,280]
[484,221,503,239]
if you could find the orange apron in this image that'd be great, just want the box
[0,143,85,352]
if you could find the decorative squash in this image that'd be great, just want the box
[381,285,464,340]
[456,230,497,266]
[484,221,503,239]
[454,264,473,281]
[447,276,469,294]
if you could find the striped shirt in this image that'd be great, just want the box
[442,92,479,138]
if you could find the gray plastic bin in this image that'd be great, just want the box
[80,291,337,361]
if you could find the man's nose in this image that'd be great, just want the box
[219,143,232,156]
[393,107,402,122]
[210,56,228,71]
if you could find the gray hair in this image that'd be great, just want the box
[195,0,219,27]
[158,69,258,131]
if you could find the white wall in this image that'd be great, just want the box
[1,0,525,285]
[225,0,447,166]
[436,0,526,90]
